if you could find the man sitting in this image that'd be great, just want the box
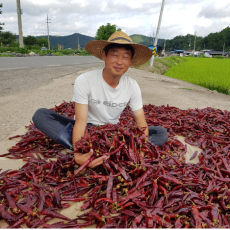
[32,31,168,168]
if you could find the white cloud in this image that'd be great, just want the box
[198,0,230,19]
[1,0,230,40]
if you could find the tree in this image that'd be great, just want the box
[95,23,121,40]
[203,27,230,51]
[164,27,230,52]
[165,34,202,51]
[24,35,37,46]
[0,31,16,46]
[0,3,4,32]
[37,36,48,47]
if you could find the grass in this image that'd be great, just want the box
[0,47,91,56]
[0,54,15,57]
[155,56,186,70]
[179,87,192,90]
[164,57,230,95]
[134,56,186,75]
[54,52,64,56]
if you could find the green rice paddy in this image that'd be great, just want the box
[164,57,230,95]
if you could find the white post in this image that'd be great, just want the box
[47,14,51,50]
[153,31,155,47]
[150,0,165,67]
[223,43,225,56]
[193,31,197,57]
[16,0,24,47]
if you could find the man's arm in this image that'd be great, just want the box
[132,108,149,138]
[72,103,88,148]
[73,103,109,167]
[132,108,148,158]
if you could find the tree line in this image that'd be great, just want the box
[164,27,230,52]
[0,31,48,48]
[0,3,3,31]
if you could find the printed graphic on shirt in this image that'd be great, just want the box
[103,101,128,108]
[91,99,128,108]
[91,99,101,105]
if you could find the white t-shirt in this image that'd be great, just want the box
[72,69,143,125]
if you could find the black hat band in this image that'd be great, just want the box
[110,37,131,43]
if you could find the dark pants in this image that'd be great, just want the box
[32,108,168,148]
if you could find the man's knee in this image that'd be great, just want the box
[148,126,168,146]
[32,108,48,126]
[159,126,168,146]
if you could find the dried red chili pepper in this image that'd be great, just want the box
[40,208,71,221]
[5,192,19,214]
[8,216,28,228]
[16,203,37,216]
[0,203,17,222]
[106,172,113,200]
[61,197,85,202]
[2,102,230,228]
[74,154,95,176]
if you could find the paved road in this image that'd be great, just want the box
[0,56,103,70]
[0,58,104,98]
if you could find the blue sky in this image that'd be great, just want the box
[1,0,230,39]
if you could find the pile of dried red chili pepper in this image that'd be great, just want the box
[0,101,230,228]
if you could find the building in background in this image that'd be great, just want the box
[204,51,229,57]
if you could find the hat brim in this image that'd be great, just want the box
[85,40,152,66]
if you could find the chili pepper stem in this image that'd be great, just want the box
[202,223,207,228]
[162,215,165,226]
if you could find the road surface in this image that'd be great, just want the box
[0,56,103,98]
[0,56,102,70]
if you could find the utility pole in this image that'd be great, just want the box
[150,0,165,67]
[16,0,24,47]
[162,39,166,56]
[78,37,80,50]
[193,31,197,57]
[46,14,51,50]
[152,30,155,48]
[223,43,225,57]
[151,30,156,57]
[163,39,166,51]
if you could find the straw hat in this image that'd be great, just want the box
[85,31,152,66]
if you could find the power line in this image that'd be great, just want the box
[29,0,39,15]
[34,0,43,15]
[29,0,43,15]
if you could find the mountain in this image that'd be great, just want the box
[130,34,164,46]
[34,33,164,49]
[36,33,94,50]
[17,26,230,51]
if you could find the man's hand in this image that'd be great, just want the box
[74,149,109,168]
[140,151,145,158]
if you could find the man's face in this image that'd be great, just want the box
[102,47,132,77]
